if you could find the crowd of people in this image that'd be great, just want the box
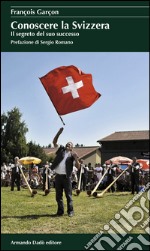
[1,157,148,193]
[73,158,148,194]
[1,127,149,217]
[1,160,55,190]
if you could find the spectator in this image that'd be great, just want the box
[94,163,103,183]
[10,156,22,191]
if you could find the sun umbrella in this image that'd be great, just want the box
[19,156,42,165]
[137,159,150,171]
[105,156,132,165]
[18,156,40,197]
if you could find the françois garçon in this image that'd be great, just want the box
[11,8,60,16]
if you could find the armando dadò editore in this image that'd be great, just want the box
[11,240,62,246]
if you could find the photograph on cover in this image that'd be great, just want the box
[1,52,149,237]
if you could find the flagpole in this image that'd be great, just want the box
[59,115,65,126]
[48,96,66,126]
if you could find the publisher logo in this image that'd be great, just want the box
[84,183,150,250]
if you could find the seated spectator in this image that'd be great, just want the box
[4,170,11,187]
[30,173,40,189]
[1,162,7,175]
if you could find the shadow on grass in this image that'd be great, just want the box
[1,213,68,219]
[1,214,51,220]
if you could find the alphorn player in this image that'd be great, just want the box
[42,161,51,192]
[106,161,118,193]
[80,159,89,191]
[10,156,21,191]
[129,157,141,195]
[50,127,80,217]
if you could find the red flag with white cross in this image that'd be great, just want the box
[39,65,101,116]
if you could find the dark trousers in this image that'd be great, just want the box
[11,173,20,191]
[81,174,87,191]
[107,175,115,192]
[55,174,73,215]
[131,173,139,194]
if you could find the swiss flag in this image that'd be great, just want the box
[39,65,101,115]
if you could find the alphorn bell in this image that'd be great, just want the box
[19,167,37,197]
[76,165,82,195]
[94,167,128,198]
[45,166,50,196]
[87,169,108,196]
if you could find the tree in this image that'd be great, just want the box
[75,143,84,147]
[1,107,28,163]
[27,141,49,166]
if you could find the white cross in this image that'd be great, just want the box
[62,76,83,99]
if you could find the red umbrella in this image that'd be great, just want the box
[105,156,132,165]
[137,159,150,171]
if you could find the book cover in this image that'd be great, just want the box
[1,1,149,250]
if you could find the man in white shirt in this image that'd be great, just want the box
[94,163,103,182]
[42,161,51,191]
[50,127,80,217]
[10,156,22,191]
[80,160,89,191]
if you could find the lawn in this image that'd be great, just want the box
[1,186,149,234]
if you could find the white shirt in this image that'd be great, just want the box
[72,166,78,182]
[1,164,7,173]
[11,163,22,172]
[131,164,140,172]
[81,164,85,173]
[94,166,103,180]
[55,151,72,175]
[108,166,116,174]
[1,171,5,179]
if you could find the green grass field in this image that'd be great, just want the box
[1,186,149,234]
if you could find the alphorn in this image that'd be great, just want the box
[19,167,37,197]
[94,167,128,198]
[76,165,82,195]
[45,166,50,196]
[87,169,108,196]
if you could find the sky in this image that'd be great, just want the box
[1,52,149,147]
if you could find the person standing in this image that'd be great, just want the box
[94,163,103,182]
[10,156,22,191]
[50,127,80,217]
[71,165,78,190]
[129,157,141,194]
[42,161,51,191]
[106,161,117,193]
[80,159,89,191]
